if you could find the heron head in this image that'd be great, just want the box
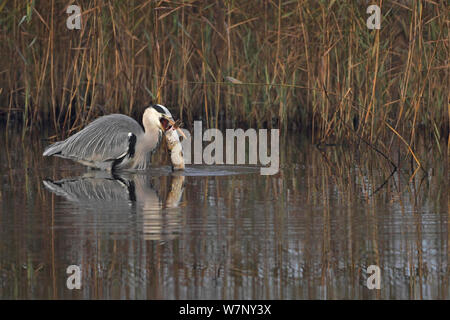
[143,104,174,132]
[143,104,186,138]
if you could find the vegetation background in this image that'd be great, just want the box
[0,1,448,151]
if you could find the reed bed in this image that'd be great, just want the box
[0,1,448,149]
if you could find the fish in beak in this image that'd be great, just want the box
[160,115,187,139]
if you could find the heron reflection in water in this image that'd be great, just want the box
[43,172,185,240]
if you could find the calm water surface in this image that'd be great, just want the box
[0,126,448,299]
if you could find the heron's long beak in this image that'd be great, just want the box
[164,116,187,139]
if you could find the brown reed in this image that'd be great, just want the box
[0,1,448,153]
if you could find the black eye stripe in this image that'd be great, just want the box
[152,104,168,116]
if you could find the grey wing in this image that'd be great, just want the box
[44,114,143,167]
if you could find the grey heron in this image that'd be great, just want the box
[43,104,185,171]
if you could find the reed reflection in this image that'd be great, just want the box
[43,172,185,240]
[1,128,448,299]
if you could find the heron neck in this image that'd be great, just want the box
[140,125,161,153]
